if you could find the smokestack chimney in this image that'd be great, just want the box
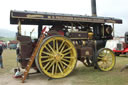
[91,0,97,16]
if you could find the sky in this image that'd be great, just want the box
[0,0,127,37]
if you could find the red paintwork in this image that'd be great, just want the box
[123,48,128,52]
[113,43,128,54]
[113,49,126,54]
[41,26,46,33]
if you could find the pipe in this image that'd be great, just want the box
[38,25,42,38]
[91,0,97,16]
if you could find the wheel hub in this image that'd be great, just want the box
[54,53,61,61]
[102,57,107,62]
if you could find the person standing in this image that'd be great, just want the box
[0,44,3,68]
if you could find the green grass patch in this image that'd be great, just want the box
[0,49,17,74]
[0,37,15,42]
[0,49,128,85]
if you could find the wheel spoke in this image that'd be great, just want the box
[105,54,110,57]
[45,46,51,52]
[55,62,58,74]
[104,50,108,56]
[42,51,53,56]
[59,40,65,50]
[106,61,112,67]
[107,59,112,62]
[59,61,64,70]
[62,58,70,63]
[101,50,107,57]
[98,61,104,66]
[101,61,105,67]
[41,56,49,58]
[48,44,55,53]
[57,63,63,74]
[63,51,71,56]
[60,43,66,53]
[61,61,69,67]
[97,57,103,60]
[42,58,53,63]
[62,47,72,53]
[105,61,110,68]
[106,57,112,60]
[106,55,112,58]
[52,63,55,75]
[99,54,104,57]
[44,61,51,69]
[99,61,105,68]
[56,40,59,52]
[46,61,55,71]
[102,62,106,67]
[64,56,75,59]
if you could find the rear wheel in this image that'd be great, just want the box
[35,36,77,78]
[96,48,116,71]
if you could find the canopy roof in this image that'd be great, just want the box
[10,10,122,25]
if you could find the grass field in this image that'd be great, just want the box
[0,37,15,42]
[0,49,128,85]
[0,49,17,74]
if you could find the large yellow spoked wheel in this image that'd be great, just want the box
[35,35,77,78]
[96,48,116,71]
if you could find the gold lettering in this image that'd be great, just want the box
[106,20,115,23]
[26,14,44,18]
[55,16,73,20]
[51,16,55,19]
[48,16,51,19]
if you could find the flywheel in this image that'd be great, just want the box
[35,35,77,78]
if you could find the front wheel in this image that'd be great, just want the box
[95,48,116,71]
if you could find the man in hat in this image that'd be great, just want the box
[0,44,3,68]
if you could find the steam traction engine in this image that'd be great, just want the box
[10,0,122,80]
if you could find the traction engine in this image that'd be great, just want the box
[10,0,122,80]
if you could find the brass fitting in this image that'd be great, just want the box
[88,32,94,39]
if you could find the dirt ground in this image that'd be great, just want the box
[0,63,99,85]
[0,63,88,85]
[0,49,128,85]
[0,73,74,85]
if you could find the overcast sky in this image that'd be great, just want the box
[0,0,127,37]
